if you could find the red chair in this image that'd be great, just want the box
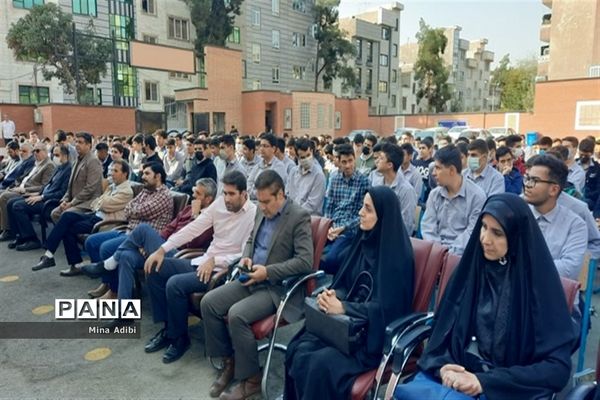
[350,238,449,400]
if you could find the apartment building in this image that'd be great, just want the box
[400,25,495,113]
[333,2,403,115]
[538,0,600,81]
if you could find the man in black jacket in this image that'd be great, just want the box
[173,138,217,196]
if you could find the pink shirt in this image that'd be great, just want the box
[161,196,256,269]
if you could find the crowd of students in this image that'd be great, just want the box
[0,125,598,400]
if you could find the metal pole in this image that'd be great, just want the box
[72,22,80,104]
[577,258,597,372]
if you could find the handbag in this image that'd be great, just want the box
[304,270,373,355]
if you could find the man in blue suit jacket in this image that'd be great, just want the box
[7,145,72,250]
[0,143,35,190]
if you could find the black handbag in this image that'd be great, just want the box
[304,271,373,355]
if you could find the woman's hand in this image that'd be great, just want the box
[317,289,345,315]
[440,364,482,397]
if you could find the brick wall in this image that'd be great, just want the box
[0,104,37,135]
[36,104,136,137]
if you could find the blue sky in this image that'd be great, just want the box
[338,0,548,66]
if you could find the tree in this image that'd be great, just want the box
[490,54,536,111]
[313,0,356,91]
[6,3,111,103]
[413,19,451,113]
[185,0,243,54]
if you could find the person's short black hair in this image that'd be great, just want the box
[260,133,277,147]
[153,129,167,139]
[467,139,488,154]
[111,159,130,178]
[563,136,579,148]
[166,138,176,147]
[323,143,334,155]
[133,133,144,144]
[380,135,398,145]
[209,137,221,147]
[143,134,157,150]
[434,144,462,174]
[111,143,125,154]
[505,135,522,148]
[242,138,256,151]
[579,138,595,153]
[335,143,354,158]
[438,135,451,144]
[221,170,247,192]
[295,138,312,152]
[526,154,568,190]
[455,141,468,157]
[537,136,553,147]
[254,170,285,195]
[275,137,286,153]
[547,145,568,161]
[56,144,70,157]
[286,137,297,148]
[220,134,235,147]
[400,143,413,157]
[66,131,75,138]
[7,141,19,151]
[193,138,208,147]
[142,162,166,183]
[332,137,348,145]
[495,146,513,161]
[76,132,93,145]
[379,143,403,172]
[55,130,67,143]
[95,142,109,152]
[455,136,470,144]
[352,134,365,144]
[421,137,434,149]
[365,134,378,146]
[485,138,496,151]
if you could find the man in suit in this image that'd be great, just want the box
[32,159,134,276]
[7,145,72,250]
[0,142,55,240]
[199,170,313,400]
[50,132,103,223]
[0,142,35,191]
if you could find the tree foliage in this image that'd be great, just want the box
[313,0,356,91]
[490,54,536,112]
[185,0,243,54]
[414,19,451,113]
[6,3,111,102]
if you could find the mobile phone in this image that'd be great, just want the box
[237,263,252,273]
[238,274,250,283]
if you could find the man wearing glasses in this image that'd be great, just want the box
[523,154,588,282]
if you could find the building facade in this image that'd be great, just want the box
[333,2,403,116]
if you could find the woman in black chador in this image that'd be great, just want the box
[394,193,578,400]
[284,186,415,400]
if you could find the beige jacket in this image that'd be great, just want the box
[62,151,103,210]
[91,180,134,221]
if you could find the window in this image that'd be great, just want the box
[227,27,241,44]
[317,104,325,129]
[328,104,333,129]
[144,82,159,102]
[392,69,397,83]
[252,9,260,27]
[575,100,600,130]
[272,30,280,49]
[412,83,416,94]
[355,39,362,60]
[590,65,600,78]
[115,64,137,98]
[393,44,398,57]
[478,89,482,98]
[391,95,397,108]
[378,81,388,93]
[242,60,247,78]
[18,86,49,104]
[142,34,157,43]
[198,59,206,88]
[13,0,43,9]
[272,0,279,15]
[366,41,373,63]
[82,87,102,105]
[72,0,96,16]
[402,96,407,111]
[468,69,473,79]
[252,43,261,63]
[380,54,388,66]
[356,67,362,88]
[335,111,341,129]
[252,80,261,90]
[300,103,310,129]
[168,17,189,41]
[411,104,415,114]
[292,0,305,12]
[272,65,280,83]
[169,71,190,80]
[292,33,306,47]
[293,66,306,80]
[110,15,134,40]
[366,69,373,90]
[459,71,465,81]
[142,0,156,15]
[368,97,372,107]
[382,27,390,40]
[479,70,483,79]
[395,18,399,31]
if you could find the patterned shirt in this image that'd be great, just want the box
[125,184,174,232]
[324,170,369,235]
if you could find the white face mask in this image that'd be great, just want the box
[513,148,524,159]
[52,156,62,165]
[235,143,243,153]
[299,156,313,170]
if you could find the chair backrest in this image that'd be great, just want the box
[559,276,580,313]
[170,192,189,219]
[435,252,462,306]
[410,238,448,312]
[308,216,332,294]
[130,181,144,197]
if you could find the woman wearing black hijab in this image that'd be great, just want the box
[394,193,578,400]
[284,186,415,400]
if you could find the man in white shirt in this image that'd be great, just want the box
[286,138,326,215]
[463,139,505,197]
[142,171,257,363]
[1,114,16,146]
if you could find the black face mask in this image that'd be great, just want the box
[580,156,591,164]
[195,151,204,161]
[362,146,371,156]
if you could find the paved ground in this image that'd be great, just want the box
[0,239,598,399]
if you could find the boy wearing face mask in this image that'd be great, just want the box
[355,134,377,175]
[577,138,600,211]
[463,139,505,196]
[285,138,326,215]
[505,134,526,175]
[173,139,217,197]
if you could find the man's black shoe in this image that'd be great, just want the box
[145,328,170,353]
[32,255,56,271]
[0,231,15,241]
[16,240,42,251]
[80,261,108,279]
[162,335,191,363]
[8,238,25,249]
[60,265,82,277]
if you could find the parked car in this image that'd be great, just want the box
[416,127,449,142]
[488,127,517,139]
[458,128,493,141]
[394,127,422,140]
[447,125,470,140]
[348,129,377,141]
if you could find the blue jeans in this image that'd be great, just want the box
[394,372,487,400]
[85,230,127,291]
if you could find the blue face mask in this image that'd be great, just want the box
[539,149,546,155]
[467,156,481,172]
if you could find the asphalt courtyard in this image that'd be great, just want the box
[0,240,598,399]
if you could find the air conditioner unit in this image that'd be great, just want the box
[33,108,43,124]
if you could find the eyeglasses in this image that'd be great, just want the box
[523,175,557,188]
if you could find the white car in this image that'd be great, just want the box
[348,129,377,141]
[447,125,470,141]
[394,127,422,140]
[488,127,517,139]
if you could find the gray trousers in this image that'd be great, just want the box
[200,280,277,380]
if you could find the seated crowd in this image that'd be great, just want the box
[0,126,598,400]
